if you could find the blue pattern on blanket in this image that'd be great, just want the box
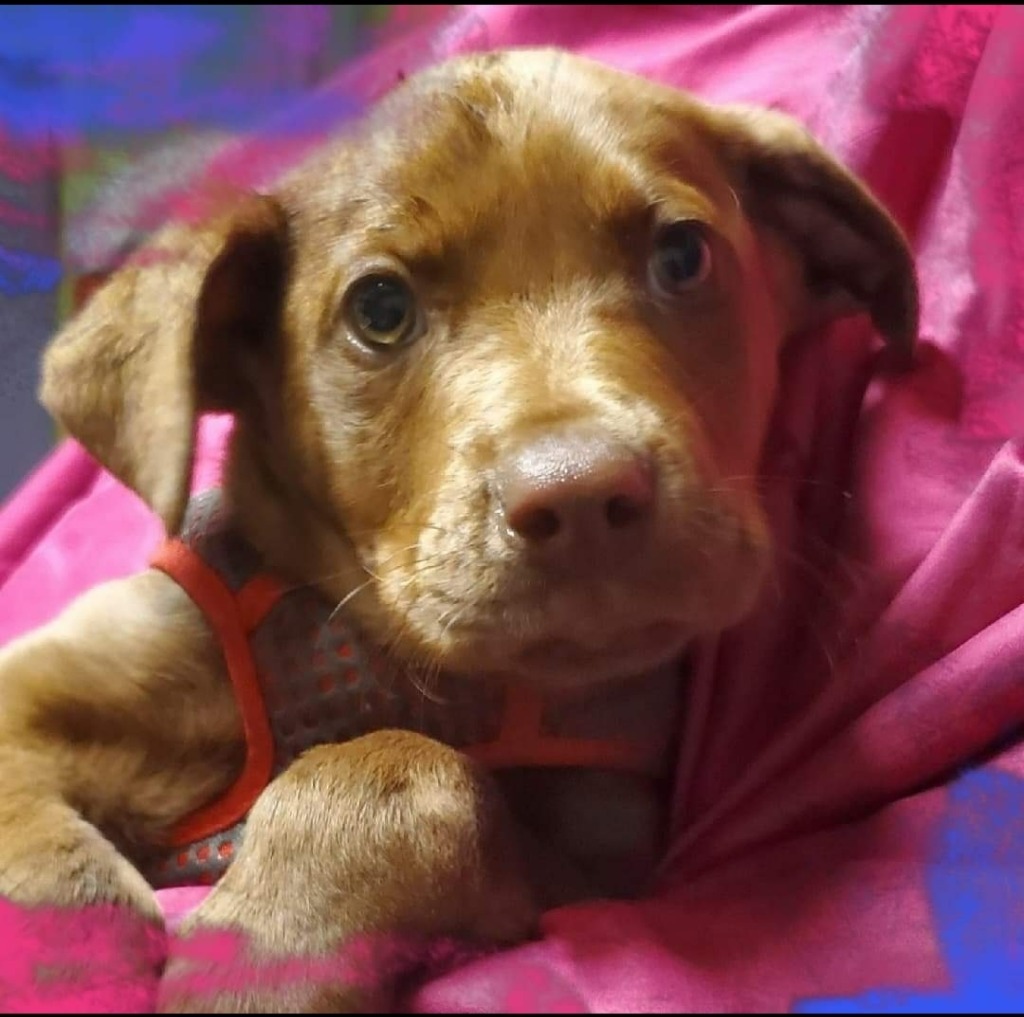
[796,767,1024,1013]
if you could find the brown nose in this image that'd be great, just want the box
[495,426,656,557]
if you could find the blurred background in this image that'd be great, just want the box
[0,4,452,500]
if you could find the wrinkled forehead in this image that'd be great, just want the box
[319,53,737,278]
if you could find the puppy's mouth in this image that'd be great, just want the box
[513,619,691,687]
[364,508,769,689]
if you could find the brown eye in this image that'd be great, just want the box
[345,273,420,349]
[649,221,712,297]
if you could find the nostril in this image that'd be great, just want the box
[605,492,647,529]
[497,428,657,548]
[508,505,562,542]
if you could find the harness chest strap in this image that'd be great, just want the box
[150,538,282,846]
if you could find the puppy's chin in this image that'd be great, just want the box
[491,620,696,690]
[380,614,691,693]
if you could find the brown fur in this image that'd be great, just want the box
[0,48,916,1012]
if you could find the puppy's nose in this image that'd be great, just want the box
[496,427,656,556]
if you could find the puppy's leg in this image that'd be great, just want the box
[0,744,156,913]
[159,730,540,1014]
[0,572,241,1009]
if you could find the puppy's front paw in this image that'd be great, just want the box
[0,799,165,1013]
[158,730,540,1013]
[0,802,160,921]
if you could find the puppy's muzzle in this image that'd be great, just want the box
[494,423,656,570]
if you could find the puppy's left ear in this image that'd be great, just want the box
[39,193,290,534]
[702,104,919,367]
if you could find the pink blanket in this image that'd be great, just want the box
[2,4,1023,1011]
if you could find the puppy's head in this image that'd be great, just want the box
[41,49,917,690]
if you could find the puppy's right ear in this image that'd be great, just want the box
[39,193,290,535]
[693,102,919,366]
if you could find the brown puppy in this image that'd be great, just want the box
[0,47,916,1012]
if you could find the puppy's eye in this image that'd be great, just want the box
[345,274,420,349]
[648,221,712,296]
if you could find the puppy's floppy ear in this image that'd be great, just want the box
[701,104,919,365]
[39,193,290,535]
